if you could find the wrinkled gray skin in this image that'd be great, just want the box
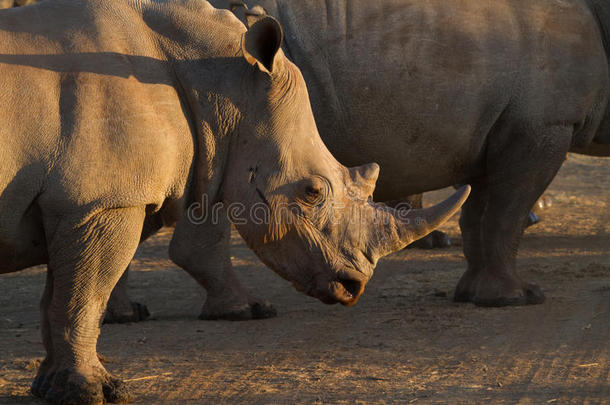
[106,0,610,323]
[207,0,610,308]
[0,0,468,402]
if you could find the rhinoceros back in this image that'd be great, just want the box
[229,0,610,196]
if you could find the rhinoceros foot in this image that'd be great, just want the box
[31,364,133,405]
[199,299,277,321]
[407,230,452,249]
[103,301,150,324]
[454,270,545,307]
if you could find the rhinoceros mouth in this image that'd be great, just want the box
[307,272,366,306]
[332,277,365,306]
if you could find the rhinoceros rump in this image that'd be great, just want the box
[0,0,468,402]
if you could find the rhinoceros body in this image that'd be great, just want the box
[204,0,609,307]
[0,0,468,402]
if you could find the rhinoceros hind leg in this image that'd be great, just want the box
[454,181,488,303]
[32,207,144,404]
[103,267,150,324]
[455,124,572,307]
[104,301,150,324]
[104,216,165,324]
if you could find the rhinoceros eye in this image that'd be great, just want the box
[306,185,321,197]
[299,176,328,207]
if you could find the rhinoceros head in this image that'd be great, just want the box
[194,16,470,306]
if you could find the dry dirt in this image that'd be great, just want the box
[1,154,609,404]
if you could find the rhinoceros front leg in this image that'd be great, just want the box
[31,207,145,404]
[169,211,276,321]
[453,181,489,303]
[454,125,572,306]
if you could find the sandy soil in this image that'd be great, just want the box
[1,154,608,404]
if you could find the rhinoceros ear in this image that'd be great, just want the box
[242,16,283,74]
[244,6,268,27]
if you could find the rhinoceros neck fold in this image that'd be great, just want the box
[139,0,256,210]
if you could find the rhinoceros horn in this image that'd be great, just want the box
[373,185,471,259]
[349,163,380,199]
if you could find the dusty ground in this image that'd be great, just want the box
[1,154,608,404]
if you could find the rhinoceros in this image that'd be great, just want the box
[225,0,610,307]
[103,0,610,323]
[223,0,610,306]
[0,0,469,402]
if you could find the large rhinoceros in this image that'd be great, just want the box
[206,0,609,308]
[0,0,469,403]
[103,0,610,323]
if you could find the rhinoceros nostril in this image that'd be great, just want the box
[338,277,362,299]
